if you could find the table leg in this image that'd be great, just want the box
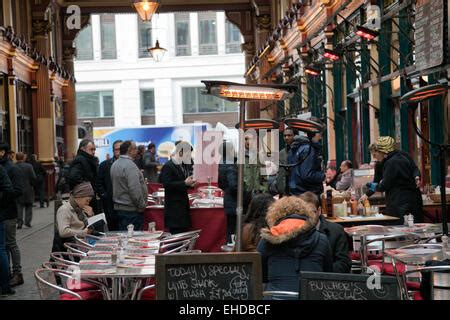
[111,278,120,300]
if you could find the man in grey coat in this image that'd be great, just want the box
[15,152,37,229]
[110,140,148,231]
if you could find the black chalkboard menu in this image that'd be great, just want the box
[155,253,263,300]
[415,0,445,72]
[299,271,401,300]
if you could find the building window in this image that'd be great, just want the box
[16,81,33,155]
[76,91,114,118]
[0,75,9,145]
[100,14,117,60]
[182,87,238,113]
[175,13,191,56]
[138,17,152,58]
[198,12,218,55]
[75,24,94,61]
[141,89,155,115]
[225,20,241,54]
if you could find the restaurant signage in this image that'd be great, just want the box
[414,0,445,72]
[155,253,262,300]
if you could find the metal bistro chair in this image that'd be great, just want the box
[161,237,199,255]
[159,230,201,250]
[74,234,100,248]
[262,291,299,300]
[34,268,103,300]
[400,265,450,300]
[50,251,85,266]
[41,261,111,299]
[361,233,422,274]
[64,242,92,255]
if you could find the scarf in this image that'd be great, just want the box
[69,197,88,227]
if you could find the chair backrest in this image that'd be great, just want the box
[64,242,91,255]
[422,234,444,244]
[160,230,201,242]
[50,252,84,266]
[403,265,450,300]
[161,239,193,255]
[262,291,298,300]
[34,268,82,300]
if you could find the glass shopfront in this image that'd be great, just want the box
[16,80,33,155]
[0,74,9,144]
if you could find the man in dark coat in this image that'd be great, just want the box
[274,128,298,196]
[0,163,15,296]
[68,139,100,214]
[0,143,24,288]
[142,143,159,183]
[160,141,197,234]
[97,140,122,231]
[27,154,47,208]
[288,131,325,197]
[15,152,37,229]
[368,137,423,222]
[299,192,351,273]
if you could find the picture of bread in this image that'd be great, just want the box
[157,141,175,158]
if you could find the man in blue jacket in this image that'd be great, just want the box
[287,120,325,197]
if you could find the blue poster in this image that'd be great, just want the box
[93,123,208,163]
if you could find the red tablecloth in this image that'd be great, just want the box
[143,206,226,253]
[147,183,219,195]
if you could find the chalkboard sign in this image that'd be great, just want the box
[155,253,262,300]
[414,0,445,72]
[299,272,400,300]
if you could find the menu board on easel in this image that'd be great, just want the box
[415,0,445,72]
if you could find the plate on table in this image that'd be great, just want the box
[395,248,442,255]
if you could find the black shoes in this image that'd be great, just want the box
[17,224,22,229]
[9,273,24,287]
[24,224,32,228]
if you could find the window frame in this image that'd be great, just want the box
[198,12,218,55]
[138,16,153,59]
[182,87,238,114]
[174,12,191,57]
[140,89,156,116]
[100,14,117,60]
[76,90,115,119]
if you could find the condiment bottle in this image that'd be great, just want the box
[326,190,333,217]
[350,198,358,216]
[342,200,348,217]
[111,247,118,265]
[407,214,414,227]
[358,202,365,216]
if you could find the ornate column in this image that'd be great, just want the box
[242,42,260,119]
[324,27,336,162]
[62,46,78,160]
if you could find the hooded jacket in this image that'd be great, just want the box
[287,136,325,196]
[257,197,332,295]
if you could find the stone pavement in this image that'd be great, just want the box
[1,202,55,300]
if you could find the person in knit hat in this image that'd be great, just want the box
[367,136,423,222]
[257,196,332,299]
[55,182,95,248]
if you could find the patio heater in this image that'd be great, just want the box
[201,81,296,251]
[401,83,449,236]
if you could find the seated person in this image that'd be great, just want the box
[335,160,353,191]
[53,182,95,252]
[299,192,351,273]
[325,166,338,189]
[241,193,275,252]
[257,196,332,298]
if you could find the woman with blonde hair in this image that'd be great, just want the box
[257,196,332,298]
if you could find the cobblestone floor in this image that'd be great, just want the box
[1,202,55,300]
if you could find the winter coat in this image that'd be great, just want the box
[67,150,98,192]
[288,137,325,196]
[15,162,37,204]
[257,202,333,294]
[218,163,252,216]
[376,150,423,221]
[275,146,289,196]
[97,157,116,214]
[0,165,14,222]
[335,169,353,191]
[318,216,351,273]
[244,151,268,194]
[110,155,148,212]
[365,161,383,197]
[0,157,24,220]
[159,159,192,230]
[142,150,159,183]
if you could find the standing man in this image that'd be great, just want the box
[110,141,148,231]
[97,140,122,231]
[0,160,15,296]
[160,141,197,234]
[67,139,99,214]
[142,143,160,183]
[27,154,47,208]
[0,143,24,288]
[275,128,298,196]
[15,153,37,229]
[367,136,423,222]
[288,120,326,197]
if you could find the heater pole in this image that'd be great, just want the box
[440,146,448,235]
[235,100,246,252]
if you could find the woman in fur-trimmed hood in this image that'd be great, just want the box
[257,196,332,297]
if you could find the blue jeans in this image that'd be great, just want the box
[116,211,144,231]
[0,221,11,292]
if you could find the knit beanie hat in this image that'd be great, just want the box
[375,136,396,154]
[71,181,94,198]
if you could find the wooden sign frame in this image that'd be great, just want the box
[155,252,263,300]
